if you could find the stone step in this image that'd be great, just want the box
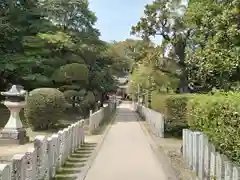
[54,173,78,180]
[67,157,89,164]
[61,167,82,171]
[64,161,86,168]
[54,138,99,179]
[57,167,81,175]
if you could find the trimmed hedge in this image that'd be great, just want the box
[151,91,193,136]
[187,93,240,164]
[151,91,240,164]
[24,88,66,130]
[63,90,80,104]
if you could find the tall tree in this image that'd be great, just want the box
[0,0,121,105]
[131,0,191,92]
[185,0,240,91]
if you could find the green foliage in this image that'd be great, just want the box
[151,92,193,137]
[53,63,88,82]
[79,89,87,96]
[128,60,179,100]
[63,90,81,104]
[24,88,66,130]
[0,0,121,105]
[150,91,240,163]
[131,0,239,92]
[106,42,132,76]
[187,93,240,164]
[131,0,189,92]
[186,0,240,90]
[85,91,95,105]
[75,91,95,117]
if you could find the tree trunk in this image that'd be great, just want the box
[100,93,104,107]
[179,69,189,93]
[174,36,189,93]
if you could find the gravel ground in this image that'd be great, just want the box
[142,121,196,180]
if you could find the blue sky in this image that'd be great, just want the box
[88,0,162,44]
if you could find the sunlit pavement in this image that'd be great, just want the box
[84,101,167,180]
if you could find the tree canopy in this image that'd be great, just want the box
[0,0,126,99]
[1,0,239,102]
[129,0,240,94]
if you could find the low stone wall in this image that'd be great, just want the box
[183,129,240,180]
[0,120,85,180]
[136,103,164,138]
[89,102,116,133]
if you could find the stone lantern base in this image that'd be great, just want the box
[0,128,29,146]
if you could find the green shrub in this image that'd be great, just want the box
[151,91,168,113]
[24,88,66,130]
[151,91,194,137]
[187,93,240,164]
[79,89,86,96]
[52,63,88,82]
[86,91,95,105]
[63,90,79,104]
[164,95,192,135]
[75,91,96,118]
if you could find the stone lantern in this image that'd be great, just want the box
[0,85,29,145]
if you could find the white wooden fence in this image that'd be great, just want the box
[135,103,164,138]
[89,102,116,133]
[183,129,240,180]
[0,120,85,180]
[0,101,116,180]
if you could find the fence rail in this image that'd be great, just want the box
[183,129,240,180]
[0,120,84,180]
[135,102,164,138]
[0,101,116,180]
[89,102,116,133]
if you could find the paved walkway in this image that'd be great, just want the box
[84,102,167,180]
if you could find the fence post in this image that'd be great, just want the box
[198,133,207,179]
[57,131,64,166]
[25,147,37,180]
[182,129,188,161]
[192,132,201,173]
[224,160,233,180]
[215,152,224,179]
[80,120,85,144]
[159,114,164,138]
[232,166,240,180]
[210,144,216,179]
[34,135,48,179]
[203,138,210,179]
[0,164,11,179]
[11,154,25,180]
[188,130,193,169]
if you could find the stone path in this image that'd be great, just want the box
[84,102,167,180]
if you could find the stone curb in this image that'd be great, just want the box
[134,111,179,180]
[77,110,117,180]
